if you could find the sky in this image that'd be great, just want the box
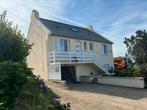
[0,0,147,57]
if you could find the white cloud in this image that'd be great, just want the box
[102,10,147,57]
[0,0,147,57]
[0,0,72,36]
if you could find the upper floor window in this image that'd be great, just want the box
[57,38,69,52]
[101,44,108,55]
[89,43,94,51]
[84,42,87,51]
[84,41,94,52]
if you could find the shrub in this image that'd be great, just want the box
[114,65,140,77]
[13,77,71,110]
[140,63,147,80]
[0,61,33,109]
[114,66,125,77]
[123,67,140,77]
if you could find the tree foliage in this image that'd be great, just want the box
[123,30,147,79]
[0,11,32,63]
[124,30,147,65]
[0,11,70,110]
[0,61,33,109]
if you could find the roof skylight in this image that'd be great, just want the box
[71,28,78,32]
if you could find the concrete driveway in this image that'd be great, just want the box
[46,81,147,110]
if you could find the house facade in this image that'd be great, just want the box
[27,10,114,82]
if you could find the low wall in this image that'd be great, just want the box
[97,76,145,88]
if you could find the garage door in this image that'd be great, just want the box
[61,66,76,82]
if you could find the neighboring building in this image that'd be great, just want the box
[27,10,114,82]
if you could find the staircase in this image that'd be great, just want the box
[93,58,110,75]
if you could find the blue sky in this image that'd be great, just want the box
[0,0,147,57]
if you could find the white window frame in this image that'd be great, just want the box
[84,41,88,51]
[56,38,70,52]
[89,42,94,52]
[83,41,94,52]
[101,44,108,55]
[76,40,81,53]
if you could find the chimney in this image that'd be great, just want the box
[31,10,39,20]
[87,25,94,32]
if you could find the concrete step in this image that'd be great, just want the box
[44,80,69,89]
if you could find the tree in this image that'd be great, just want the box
[124,30,147,65]
[0,11,33,109]
[0,61,33,109]
[0,11,69,110]
[0,11,32,63]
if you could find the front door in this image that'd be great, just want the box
[76,40,81,53]
[76,40,81,61]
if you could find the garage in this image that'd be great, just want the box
[61,66,76,83]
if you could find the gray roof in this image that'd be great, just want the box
[39,18,113,44]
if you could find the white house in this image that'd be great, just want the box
[27,10,114,82]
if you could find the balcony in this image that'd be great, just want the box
[49,51,95,64]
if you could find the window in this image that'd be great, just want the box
[59,39,69,52]
[101,44,108,55]
[84,42,94,51]
[55,66,59,72]
[84,42,87,51]
[89,43,94,51]
[76,40,81,52]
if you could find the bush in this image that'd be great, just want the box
[123,67,140,77]
[13,77,70,110]
[114,66,125,77]
[140,63,147,80]
[114,66,140,77]
[0,61,33,109]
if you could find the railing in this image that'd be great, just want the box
[49,51,95,64]
[49,51,110,75]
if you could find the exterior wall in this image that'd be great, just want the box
[27,10,114,81]
[27,11,49,79]
[97,77,145,88]
[48,35,56,52]
[95,43,113,68]
[52,36,114,68]
[75,64,98,82]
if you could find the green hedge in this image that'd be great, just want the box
[0,61,71,110]
[114,64,147,79]
[0,61,33,109]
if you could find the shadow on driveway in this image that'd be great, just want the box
[67,83,147,100]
